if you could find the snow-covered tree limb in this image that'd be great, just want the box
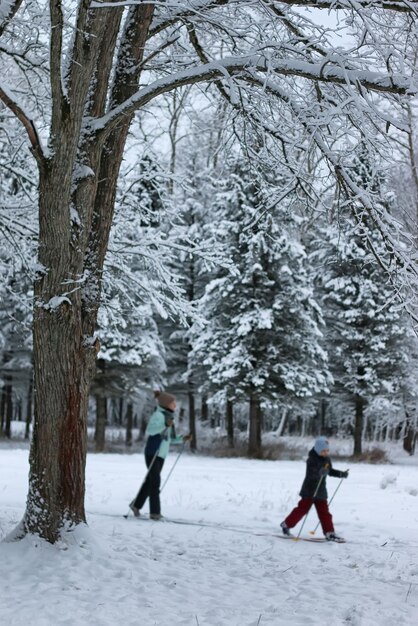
[274,0,418,13]
[93,56,415,139]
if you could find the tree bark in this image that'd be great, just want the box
[0,383,5,435]
[4,374,13,439]
[25,376,33,440]
[353,393,364,456]
[248,393,261,457]
[188,390,196,451]
[126,403,133,447]
[95,396,107,453]
[226,399,234,448]
[26,270,97,539]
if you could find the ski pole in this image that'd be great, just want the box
[309,471,347,535]
[124,428,168,518]
[295,470,326,540]
[160,442,185,493]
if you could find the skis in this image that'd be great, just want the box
[277,534,345,543]
[123,513,347,542]
[124,514,236,531]
[275,534,326,543]
[257,533,346,543]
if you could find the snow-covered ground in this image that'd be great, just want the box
[1,445,417,626]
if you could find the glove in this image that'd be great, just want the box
[183,434,193,442]
[319,464,329,477]
[341,470,349,479]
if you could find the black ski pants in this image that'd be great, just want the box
[133,454,165,515]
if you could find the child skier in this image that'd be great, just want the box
[280,436,349,541]
[129,391,191,520]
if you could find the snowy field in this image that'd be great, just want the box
[1,445,418,626]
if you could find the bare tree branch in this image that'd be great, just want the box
[0,84,45,168]
[261,2,327,57]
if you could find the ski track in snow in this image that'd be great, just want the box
[0,449,418,625]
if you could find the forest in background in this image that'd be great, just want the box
[1,0,418,541]
[2,98,417,458]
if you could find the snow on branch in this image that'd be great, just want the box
[243,69,418,304]
[92,55,415,138]
[91,0,417,13]
[275,0,418,13]
[91,0,229,9]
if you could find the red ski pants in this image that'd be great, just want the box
[284,498,334,534]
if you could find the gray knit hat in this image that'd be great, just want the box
[154,390,176,409]
[314,436,330,455]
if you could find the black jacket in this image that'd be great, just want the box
[299,448,345,501]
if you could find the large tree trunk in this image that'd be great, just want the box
[26,209,99,540]
[248,393,261,457]
[16,3,156,543]
[26,321,94,540]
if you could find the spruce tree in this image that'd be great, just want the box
[190,156,331,456]
[317,143,409,455]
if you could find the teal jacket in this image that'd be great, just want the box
[145,407,184,459]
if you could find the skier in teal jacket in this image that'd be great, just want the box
[130,391,191,519]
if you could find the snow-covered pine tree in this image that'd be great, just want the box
[89,152,172,449]
[317,143,410,455]
[190,155,332,456]
[159,198,201,450]
[387,104,418,454]
[159,110,229,449]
